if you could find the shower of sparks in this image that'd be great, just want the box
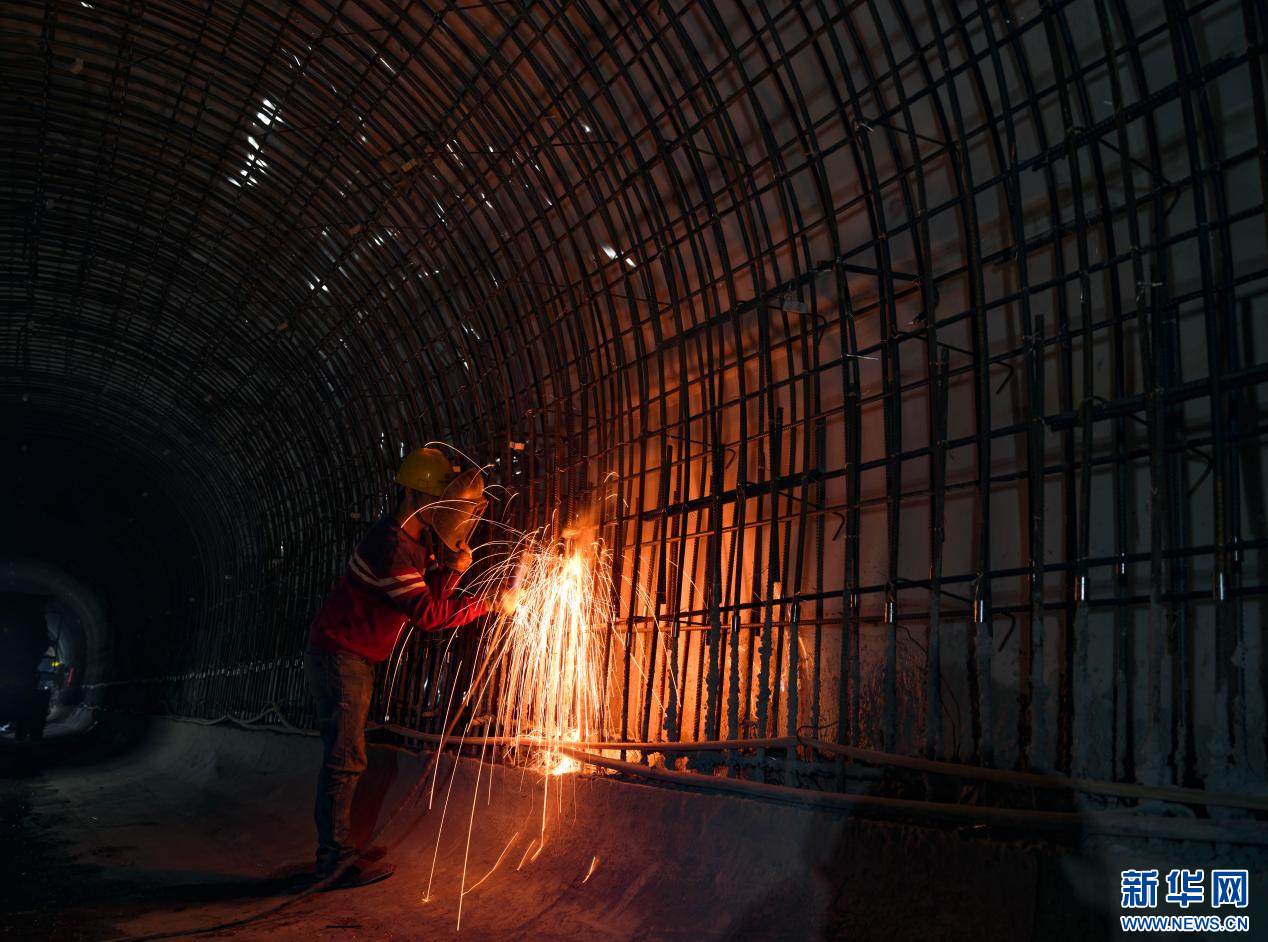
[428,529,622,930]
[418,522,677,931]
[479,540,613,776]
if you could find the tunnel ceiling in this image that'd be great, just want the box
[3,1,1267,785]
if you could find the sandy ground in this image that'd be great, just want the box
[1,713,1263,941]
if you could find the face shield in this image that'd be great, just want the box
[428,468,488,551]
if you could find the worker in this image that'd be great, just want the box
[0,593,54,742]
[304,447,503,889]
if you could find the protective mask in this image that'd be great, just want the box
[429,468,487,551]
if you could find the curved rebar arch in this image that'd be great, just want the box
[1,0,1265,793]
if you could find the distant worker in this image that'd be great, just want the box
[0,593,54,742]
[305,447,499,888]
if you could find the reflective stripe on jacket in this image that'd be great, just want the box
[307,514,488,662]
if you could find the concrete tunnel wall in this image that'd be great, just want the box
[3,0,1267,820]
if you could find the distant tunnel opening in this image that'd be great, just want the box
[0,430,216,707]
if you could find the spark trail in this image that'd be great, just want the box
[424,526,675,930]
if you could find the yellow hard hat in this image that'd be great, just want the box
[396,447,459,497]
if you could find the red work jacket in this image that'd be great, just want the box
[307,515,488,662]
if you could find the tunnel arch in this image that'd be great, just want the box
[2,0,1266,793]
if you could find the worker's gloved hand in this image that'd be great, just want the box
[496,587,523,617]
[440,542,473,573]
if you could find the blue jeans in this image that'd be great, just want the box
[304,647,374,875]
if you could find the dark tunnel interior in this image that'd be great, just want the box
[2,429,202,685]
[2,0,1267,939]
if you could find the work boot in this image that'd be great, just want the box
[280,869,322,894]
[324,861,396,890]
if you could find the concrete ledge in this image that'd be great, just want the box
[3,715,1264,940]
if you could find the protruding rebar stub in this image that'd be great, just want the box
[973,591,988,624]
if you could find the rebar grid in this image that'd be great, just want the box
[3,0,1266,796]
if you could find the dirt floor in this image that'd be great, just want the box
[1,713,1263,941]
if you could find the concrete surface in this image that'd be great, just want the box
[1,713,1264,941]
